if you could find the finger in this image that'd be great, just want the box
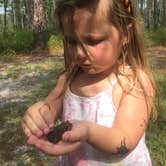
[35,139,81,156]
[27,109,50,135]
[27,135,39,145]
[62,131,81,142]
[23,114,43,137]
[39,104,55,128]
[22,121,32,137]
[28,101,45,110]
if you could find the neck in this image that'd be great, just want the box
[80,66,116,81]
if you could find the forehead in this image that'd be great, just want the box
[63,9,111,37]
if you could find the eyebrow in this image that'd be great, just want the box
[83,33,109,38]
[65,32,109,40]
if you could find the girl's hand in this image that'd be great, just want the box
[27,120,89,156]
[62,120,89,142]
[22,101,56,138]
[27,135,81,156]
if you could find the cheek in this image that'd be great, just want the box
[90,44,109,59]
[90,44,115,61]
[89,43,121,67]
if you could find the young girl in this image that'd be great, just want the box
[22,0,157,165]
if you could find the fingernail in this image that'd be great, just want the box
[37,131,43,137]
[63,132,70,141]
[49,123,54,128]
[27,138,34,144]
[27,133,32,137]
[44,128,50,134]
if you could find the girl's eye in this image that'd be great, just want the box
[86,39,103,46]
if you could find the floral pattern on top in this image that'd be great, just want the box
[55,83,152,166]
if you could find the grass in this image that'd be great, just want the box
[146,50,166,166]
[0,57,63,79]
[147,77,166,166]
[0,48,166,165]
[0,55,63,165]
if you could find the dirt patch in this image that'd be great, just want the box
[146,46,166,70]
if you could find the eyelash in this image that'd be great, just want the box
[67,39,103,46]
[86,39,103,46]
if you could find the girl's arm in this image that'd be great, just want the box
[86,72,153,155]
[61,71,153,156]
[44,73,67,118]
[27,71,153,157]
[22,73,66,137]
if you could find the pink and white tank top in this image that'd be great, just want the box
[56,80,152,166]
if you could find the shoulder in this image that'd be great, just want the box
[136,68,154,97]
[112,68,153,149]
[56,72,67,85]
[112,67,154,111]
[117,67,154,97]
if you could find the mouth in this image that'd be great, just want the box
[80,64,91,68]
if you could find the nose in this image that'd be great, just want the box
[76,45,86,59]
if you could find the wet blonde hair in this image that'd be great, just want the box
[55,0,157,120]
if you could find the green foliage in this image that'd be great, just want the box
[46,34,63,56]
[144,28,166,47]
[0,30,34,52]
[0,49,16,62]
[9,30,34,51]
[143,31,155,47]
[47,34,63,49]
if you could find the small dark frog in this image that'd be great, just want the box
[46,121,72,143]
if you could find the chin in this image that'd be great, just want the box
[82,68,103,75]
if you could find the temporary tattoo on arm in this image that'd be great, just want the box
[113,137,130,155]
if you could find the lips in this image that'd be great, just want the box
[80,64,91,68]
[82,63,91,66]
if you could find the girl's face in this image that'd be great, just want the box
[63,9,123,75]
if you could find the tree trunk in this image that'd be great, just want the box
[52,0,57,30]
[14,0,22,29]
[3,0,8,36]
[146,0,153,29]
[163,0,166,27]
[134,0,139,9]
[33,0,46,50]
[24,0,33,30]
[153,0,158,29]
[46,0,52,29]
[140,0,144,16]
[11,0,16,29]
